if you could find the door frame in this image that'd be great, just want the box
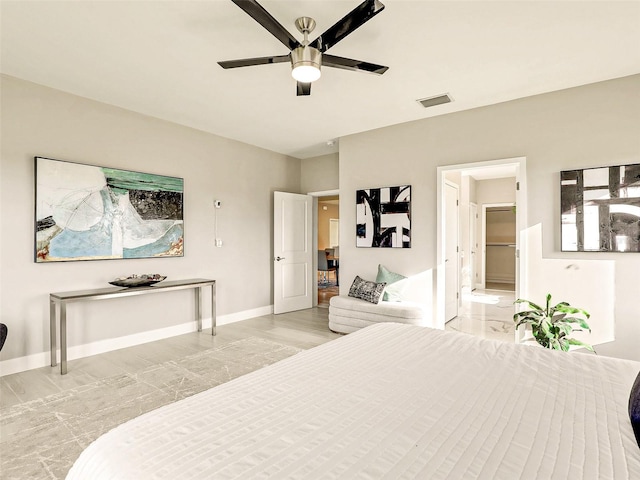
[443,180,460,322]
[308,189,339,307]
[436,157,527,330]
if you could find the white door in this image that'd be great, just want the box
[444,182,459,322]
[469,202,478,290]
[274,192,313,314]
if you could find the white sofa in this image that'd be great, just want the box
[329,295,431,334]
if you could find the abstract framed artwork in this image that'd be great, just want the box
[35,157,184,262]
[561,163,640,252]
[356,185,411,248]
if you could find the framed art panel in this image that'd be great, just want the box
[356,185,411,248]
[561,163,640,252]
[35,157,184,262]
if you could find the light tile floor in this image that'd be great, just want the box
[0,308,340,408]
[445,288,516,343]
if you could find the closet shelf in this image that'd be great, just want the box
[486,243,516,247]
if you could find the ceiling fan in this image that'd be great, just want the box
[218,0,389,96]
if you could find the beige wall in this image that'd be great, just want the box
[0,75,300,370]
[340,74,640,361]
[476,177,516,206]
[301,153,339,193]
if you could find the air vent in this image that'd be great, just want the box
[417,93,453,109]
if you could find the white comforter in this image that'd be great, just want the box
[67,323,640,479]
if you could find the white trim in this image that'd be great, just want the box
[443,180,460,322]
[218,305,273,326]
[437,157,527,330]
[307,189,339,197]
[308,189,340,307]
[0,305,273,377]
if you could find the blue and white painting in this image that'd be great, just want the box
[35,157,184,262]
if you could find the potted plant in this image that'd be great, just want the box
[513,294,594,352]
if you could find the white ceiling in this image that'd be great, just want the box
[2,1,639,159]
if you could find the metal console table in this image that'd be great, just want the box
[50,278,216,375]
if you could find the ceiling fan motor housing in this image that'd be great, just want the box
[291,46,322,82]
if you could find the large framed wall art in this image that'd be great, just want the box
[561,163,640,252]
[35,156,184,262]
[356,185,411,248]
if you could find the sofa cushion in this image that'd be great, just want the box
[376,264,408,302]
[330,295,427,320]
[348,276,386,304]
[328,295,430,334]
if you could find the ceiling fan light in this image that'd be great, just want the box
[291,46,322,83]
[292,65,321,83]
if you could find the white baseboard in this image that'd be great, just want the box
[0,304,274,377]
[218,305,273,326]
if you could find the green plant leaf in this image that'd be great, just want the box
[515,317,540,328]
[545,294,552,316]
[558,323,573,337]
[513,311,544,321]
[567,338,595,352]
[514,299,543,311]
[539,319,553,339]
[557,316,591,331]
[555,304,591,318]
[548,337,561,350]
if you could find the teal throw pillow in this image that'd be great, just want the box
[376,264,407,302]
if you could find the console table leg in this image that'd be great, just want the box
[60,302,68,375]
[196,287,202,332]
[50,298,57,367]
[211,283,216,336]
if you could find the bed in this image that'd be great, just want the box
[67,323,640,479]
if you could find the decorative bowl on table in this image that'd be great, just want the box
[109,274,166,288]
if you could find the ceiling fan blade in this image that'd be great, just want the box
[309,0,385,52]
[231,0,300,50]
[218,54,290,69]
[297,82,311,96]
[323,54,388,75]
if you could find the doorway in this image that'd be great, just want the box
[314,193,340,307]
[436,157,527,331]
[482,204,516,291]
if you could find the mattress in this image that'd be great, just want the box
[66,323,640,479]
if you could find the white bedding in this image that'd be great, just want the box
[67,323,640,479]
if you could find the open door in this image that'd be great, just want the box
[469,202,478,290]
[274,192,313,314]
[444,181,459,322]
